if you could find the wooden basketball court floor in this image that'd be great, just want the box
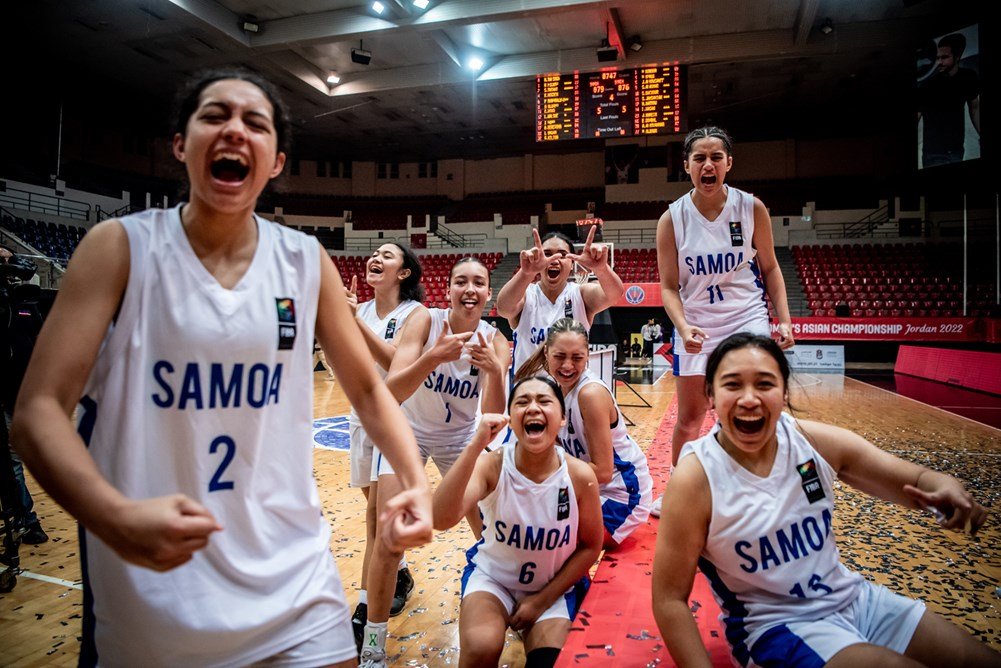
[2,370,998,666]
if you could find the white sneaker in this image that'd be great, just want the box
[359,646,387,668]
[650,495,664,518]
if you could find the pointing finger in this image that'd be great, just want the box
[532,228,543,250]
[583,224,595,249]
[349,275,357,293]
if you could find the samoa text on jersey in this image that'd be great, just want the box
[151,360,282,409]
[492,520,573,551]
[423,369,481,399]
[734,508,834,574]
[684,251,745,276]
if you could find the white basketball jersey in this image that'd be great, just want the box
[466,443,578,592]
[347,298,421,428]
[559,369,653,510]
[679,413,862,653]
[668,186,768,333]
[512,282,589,376]
[77,206,347,667]
[400,308,497,447]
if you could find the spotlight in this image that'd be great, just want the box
[351,40,372,65]
[819,18,834,35]
[467,56,484,71]
[627,35,643,52]
[596,39,618,62]
[372,1,385,14]
[241,15,259,33]
[412,0,429,8]
[326,72,340,84]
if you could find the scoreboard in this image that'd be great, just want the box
[536,63,685,142]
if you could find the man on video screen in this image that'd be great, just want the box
[917,32,980,168]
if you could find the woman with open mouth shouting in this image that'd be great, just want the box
[496,226,624,381]
[518,317,653,549]
[342,242,428,653]
[656,126,795,470]
[432,377,602,668]
[653,332,996,668]
[11,69,432,667]
[359,256,511,668]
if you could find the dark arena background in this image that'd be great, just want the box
[1,1,998,666]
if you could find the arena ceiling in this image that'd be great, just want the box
[13,0,968,161]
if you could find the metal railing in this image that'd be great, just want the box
[0,186,91,221]
[432,222,468,248]
[96,202,145,221]
[597,227,657,246]
[815,205,892,239]
[427,232,488,249]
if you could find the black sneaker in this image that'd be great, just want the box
[351,602,367,655]
[389,567,414,617]
[20,523,48,545]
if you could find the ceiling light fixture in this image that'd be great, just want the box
[596,22,618,62]
[241,15,259,33]
[628,35,643,52]
[326,72,340,84]
[413,0,430,9]
[819,18,834,35]
[467,56,484,71]
[351,40,372,65]
[372,1,385,14]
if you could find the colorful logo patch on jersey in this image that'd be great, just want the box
[276,298,297,350]
[312,415,350,452]
[624,285,646,305]
[564,297,574,318]
[729,221,744,247]
[557,486,571,520]
[796,458,825,504]
[384,317,398,340]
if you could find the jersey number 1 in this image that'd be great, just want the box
[707,285,724,304]
[209,435,236,492]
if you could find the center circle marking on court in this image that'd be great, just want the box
[312,415,350,451]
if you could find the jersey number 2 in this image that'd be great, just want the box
[209,435,236,492]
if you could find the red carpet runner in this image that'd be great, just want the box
[556,399,732,667]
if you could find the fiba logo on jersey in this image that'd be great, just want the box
[557,486,570,520]
[625,285,646,305]
[276,298,297,350]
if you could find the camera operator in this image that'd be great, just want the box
[1,246,48,544]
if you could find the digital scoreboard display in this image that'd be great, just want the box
[536,64,685,142]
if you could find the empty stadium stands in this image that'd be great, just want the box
[794,243,996,317]
[1,212,86,264]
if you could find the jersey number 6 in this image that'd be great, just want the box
[519,561,537,585]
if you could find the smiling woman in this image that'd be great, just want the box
[517,317,653,549]
[10,68,433,668]
[358,255,512,666]
[652,332,998,668]
[431,377,603,668]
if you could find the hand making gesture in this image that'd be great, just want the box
[568,225,608,272]
[429,320,475,364]
[344,274,359,315]
[519,228,550,276]
[467,331,503,377]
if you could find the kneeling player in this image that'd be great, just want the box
[433,377,602,668]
